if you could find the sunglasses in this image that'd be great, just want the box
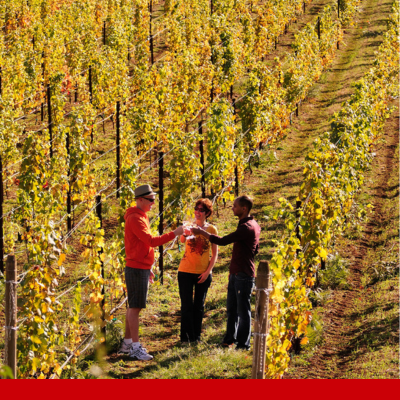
[194,207,207,213]
[142,197,155,203]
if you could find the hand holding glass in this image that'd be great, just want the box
[182,220,195,240]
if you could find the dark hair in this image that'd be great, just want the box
[195,198,213,218]
[236,195,253,213]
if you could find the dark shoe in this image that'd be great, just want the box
[220,342,235,349]
[235,345,250,351]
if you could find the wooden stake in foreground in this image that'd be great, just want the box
[158,148,164,285]
[0,155,4,274]
[252,260,271,379]
[95,195,106,341]
[5,255,17,378]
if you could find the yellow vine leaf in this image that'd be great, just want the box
[57,253,66,266]
[55,365,62,376]
[300,337,309,345]
[32,357,40,372]
[293,259,301,269]
[81,248,90,258]
[31,335,42,344]
[319,248,327,259]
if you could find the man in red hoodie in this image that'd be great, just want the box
[119,184,184,360]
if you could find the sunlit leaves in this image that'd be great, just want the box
[265,2,399,378]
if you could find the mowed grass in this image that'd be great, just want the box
[340,111,399,379]
[341,278,399,379]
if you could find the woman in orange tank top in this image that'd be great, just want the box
[178,199,218,343]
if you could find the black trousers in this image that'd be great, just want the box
[178,271,212,342]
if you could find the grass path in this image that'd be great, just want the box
[285,102,399,379]
[280,0,399,378]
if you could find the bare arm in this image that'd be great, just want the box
[179,227,191,243]
[198,243,218,283]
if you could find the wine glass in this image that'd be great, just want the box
[182,217,196,240]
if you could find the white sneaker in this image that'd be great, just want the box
[118,341,132,354]
[129,344,153,361]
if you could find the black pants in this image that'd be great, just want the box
[178,271,212,342]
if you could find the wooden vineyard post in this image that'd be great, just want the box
[75,82,78,103]
[338,0,340,18]
[5,255,17,378]
[210,1,214,103]
[96,195,106,341]
[158,148,164,285]
[149,0,154,65]
[0,66,2,95]
[232,93,239,197]
[103,21,106,46]
[234,142,239,197]
[0,155,3,274]
[234,164,239,197]
[66,127,72,233]
[41,51,45,122]
[317,17,321,40]
[296,103,299,117]
[89,67,94,143]
[47,84,53,158]
[295,200,302,255]
[252,260,271,379]
[303,2,306,13]
[199,121,206,198]
[116,101,121,199]
[89,66,93,103]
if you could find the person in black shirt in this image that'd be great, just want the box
[191,195,261,350]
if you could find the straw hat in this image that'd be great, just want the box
[134,184,157,198]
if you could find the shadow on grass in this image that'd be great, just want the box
[376,190,399,200]
[339,314,399,360]
[206,295,227,312]
[114,351,192,379]
[365,40,384,48]
[263,222,285,232]
[267,180,303,191]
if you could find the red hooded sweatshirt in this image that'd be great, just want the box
[124,206,175,269]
